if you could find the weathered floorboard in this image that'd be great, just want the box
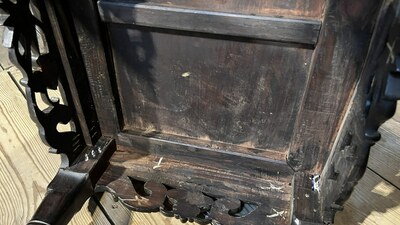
[368,119,400,189]
[335,169,400,225]
[334,105,400,225]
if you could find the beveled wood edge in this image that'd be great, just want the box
[98,1,321,45]
[116,132,293,177]
[318,1,400,224]
[287,0,384,172]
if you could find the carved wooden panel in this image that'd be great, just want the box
[0,0,87,164]
[96,151,293,225]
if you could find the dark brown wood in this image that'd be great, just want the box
[109,25,312,153]
[104,178,168,212]
[287,0,384,172]
[28,138,116,225]
[319,1,400,223]
[65,0,120,136]
[121,0,326,19]
[98,1,321,45]
[1,0,399,224]
[116,133,291,175]
[292,173,322,224]
[44,0,93,147]
[44,0,102,149]
[49,0,393,224]
[286,1,387,223]
[96,147,293,225]
[162,189,214,223]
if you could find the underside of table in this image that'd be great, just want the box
[0,0,399,224]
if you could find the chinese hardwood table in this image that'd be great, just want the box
[0,0,399,224]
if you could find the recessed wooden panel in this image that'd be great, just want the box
[109,24,312,152]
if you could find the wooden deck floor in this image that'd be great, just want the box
[0,39,399,225]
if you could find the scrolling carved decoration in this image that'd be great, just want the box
[0,0,85,164]
[320,2,400,223]
[96,175,288,225]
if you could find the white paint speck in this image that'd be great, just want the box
[153,157,164,169]
[182,72,191,77]
[312,175,321,193]
[84,153,89,161]
[91,149,97,158]
[260,183,284,193]
[266,209,285,218]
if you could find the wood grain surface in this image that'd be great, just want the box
[110,26,312,152]
[368,119,400,189]
[107,0,325,19]
[96,109,400,225]
[335,169,400,225]
[99,1,321,45]
[93,114,400,225]
[0,30,400,225]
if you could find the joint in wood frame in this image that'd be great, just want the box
[28,138,116,225]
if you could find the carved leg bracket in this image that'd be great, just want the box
[28,138,116,225]
[320,1,400,224]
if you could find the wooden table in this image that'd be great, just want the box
[0,28,399,225]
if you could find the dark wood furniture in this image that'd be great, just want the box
[0,0,399,224]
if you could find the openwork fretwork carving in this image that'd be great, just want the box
[320,2,400,223]
[0,0,85,164]
[96,175,286,225]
